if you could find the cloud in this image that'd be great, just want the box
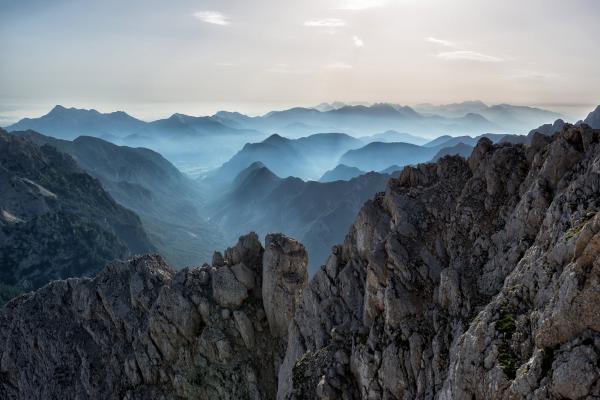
[193,11,229,26]
[337,0,388,10]
[353,35,364,47]
[304,18,347,27]
[437,50,503,63]
[324,62,353,69]
[426,37,454,47]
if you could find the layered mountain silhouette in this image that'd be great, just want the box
[6,106,258,141]
[206,163,392,272]
[203,132,364,184]
[414,100,563,131]
[205,130,531,185]
[0,128,154,290]
[15,130,225,267]
[337,137,485,172]
[319,164,365,182]
[6,101,563,152]
[6,105,147,141]
[6,106,266,168]
[208,103,502,137]
[339,142,439,171]
[358,129,428,145]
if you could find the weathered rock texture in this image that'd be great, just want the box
[278,124,600,399]
[0,232,308,400]
[2,125,600,400]
[263,233,309,338]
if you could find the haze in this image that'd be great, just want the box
[1,0,599,123]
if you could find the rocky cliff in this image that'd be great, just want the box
[1,125,599,399]
[278,124,600,399]
[0,233,308,399]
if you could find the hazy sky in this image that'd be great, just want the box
[1,0,599,122]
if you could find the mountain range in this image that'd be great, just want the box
[5,102,567,170]
[0,128,154,291]
[202,132,364,185]
[206,162,393,272]
[212,103,503,138]
[6,106,266,168]
[414,100,564,131]
[14,130,225,267]
[2,124,599,399]
[319,164,366,182]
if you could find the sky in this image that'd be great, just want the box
[1,0,599,123]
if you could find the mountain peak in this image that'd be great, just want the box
[50,104,67,113]
[47,105,100,117]
[583,104,600,128]
[264,133,288,143]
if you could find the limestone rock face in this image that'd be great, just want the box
[263,233,309,338]
[2,125,600,400]
[278,124,600,400]
[0,232,308,400]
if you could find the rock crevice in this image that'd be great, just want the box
[2,125,600,400]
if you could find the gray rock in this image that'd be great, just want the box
[3,126,600,400]
[279,126,600,400]
[0,232,307,400]
[212,266,248,309]
[262,234,309,338]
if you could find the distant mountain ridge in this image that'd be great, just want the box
[414,100,564,131]
[6,106,258,141]
[207,163,393,272]
[6,101,564,145]
[6,106,267,168]
[203,132,364,185]
[213,103,502,137]
[319,164,365,182]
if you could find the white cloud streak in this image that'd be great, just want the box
[426,37,454,47]
[193,11,229,26]
[437,50,503,62]
[304,18,347,27]
[353,35,364,47]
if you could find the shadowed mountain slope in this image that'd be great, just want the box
[16,130,225,267]
[0,128,154,290]
[207,164,391,272]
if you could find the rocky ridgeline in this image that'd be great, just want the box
[0,233,308,399]
[1,125,600,399]
[279,124,600,399]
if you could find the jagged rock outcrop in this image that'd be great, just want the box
[2,125,600,400]
[262,233,309,338]
[278,124,600,399]
[0,232,308,400]
[584,105,600,128]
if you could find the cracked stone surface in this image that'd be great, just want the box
[278,125,600,400]
[2,125,600,400]
[0,232,308,400]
